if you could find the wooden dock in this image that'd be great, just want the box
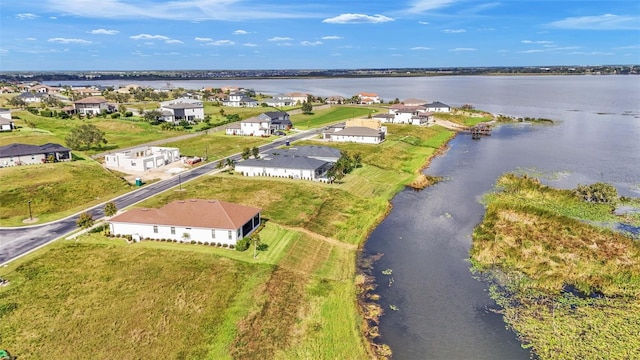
[470,123,492,139]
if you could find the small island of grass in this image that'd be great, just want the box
[471,174,640,360]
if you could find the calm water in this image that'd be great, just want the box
[49,76,640,358]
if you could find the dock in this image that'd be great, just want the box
[470,123,492,139]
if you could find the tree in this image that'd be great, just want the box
[241,147,251,160]
[301,101,313,114]
[216,159,225,169]
[251,146,260,158]
[118,104,127,114]
[225,158,236,170]
[104,202,117,217]
[182,232,191,243]
[65,123,108,150]
[250,233,262,259]
[76,211,94,229]
[143,109,162,124]
[7,96,26,108]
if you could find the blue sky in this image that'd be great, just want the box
[1,0,639,71]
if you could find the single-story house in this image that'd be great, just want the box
[159,98,205,123]
[323,126,386,144]
[236,152,334,181]
[223,92,259,107]
[16,92,49,103]
[402,98,427,106]
[108,199,262,246]
[325,95,345,105]
[104,146,180,172]
[0,143,71,167]
[284,92,309,104]
[262,97,295,107]
[74,96,110,115]
[275,145,342,163]
[424,101,451,113]
[259,111,292,131]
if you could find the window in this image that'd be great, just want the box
[237,229,242,238]
[171,227,175,235]
[211,229,216,239]
[228,230,232,240]
[153,225,158,233]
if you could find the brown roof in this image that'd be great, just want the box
[109,199,261,229]
[74,96,107,104]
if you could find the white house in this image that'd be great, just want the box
[0,143,71,167]
[226,116,271,136]
[16,92,49,103]
[74,96,110,115]
[357,92,381,104]
[108,199,262,246]
[323,126,386,144]
[424,101,451,113]
[236,150,335,181]
[259,111,292,131]
[159,97,205,123]
[223,92,259,107]
[0,109,13,132]
[263,96,295,107]
[104,146,180,172]
[284,92,309,104]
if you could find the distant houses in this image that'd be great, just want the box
[104,146,180,172]
[108,199,262,246]
[0,109,13,132]
[0,143,71,167]
[235,146,341,181]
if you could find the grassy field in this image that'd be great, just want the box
[3,110,189,153]
[291,106,378,130]
[433,112,494,126]
[0,120,456,358]
[0,160,133,226]
[471,174,640,359]
[160,130,272,158]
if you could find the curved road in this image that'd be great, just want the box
[0,129,322,265]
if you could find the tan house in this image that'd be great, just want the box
[74,96,109,115]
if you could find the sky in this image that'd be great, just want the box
[0,0,639,71]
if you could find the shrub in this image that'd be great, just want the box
[574,182,619,203]
[124,111,133,117]
[236,238,250,251]
[40,110,53,117]
[111,113,121,119]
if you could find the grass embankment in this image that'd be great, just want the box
[0,160,132,226]
[434,112,494,127]
[0,119,455,358]
[471,174,640,359]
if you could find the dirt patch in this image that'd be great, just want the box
[109,160,191,183]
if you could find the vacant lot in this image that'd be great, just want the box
[0,160,132,226]
[291,106,378,130]
[161,130,272,159]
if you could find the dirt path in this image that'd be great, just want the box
[279,225,357,250]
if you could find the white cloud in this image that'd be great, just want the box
[243,43,258,47]
[130,34,170,40]
[50,17,57,20]
[407,0,457,13]
[0,49,9,55]
[268,36,293,41]
[16,13,39,20]
[25,37,37,41]
[206,40,235,46]
[418,21,430,25]
[616,45,640,50]
[518,49,544,53]
[322,35,343,40]
[89,29,119,35]
[521,40,554,44]
[411,46,431,50]
[277,43,293,46]
[166,39,183,44]
[548,14,640,30]
[301,41,322,46]
[449,47,477,51]
[322,14,394,24]
[442,29,466,33]
[570,51,614,55]
[48,38,92,44]
[195,37,213,42]
[233,30,248,35]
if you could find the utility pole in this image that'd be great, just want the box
[28,200,32,220]
[178,174,182,190]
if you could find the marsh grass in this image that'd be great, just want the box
[471,174,640,359]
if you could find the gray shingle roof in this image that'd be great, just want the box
[0,143,70,157]
[237,154,330,171]
[332,126,383,137]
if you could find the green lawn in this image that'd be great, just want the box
[291,106,378,130]
[161,130,272,159]
[0,160,133,226]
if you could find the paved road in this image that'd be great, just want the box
[0,129,322,265]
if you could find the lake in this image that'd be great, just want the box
[48,75,640,358]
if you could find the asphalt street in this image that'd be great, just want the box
[0,129,321,265]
